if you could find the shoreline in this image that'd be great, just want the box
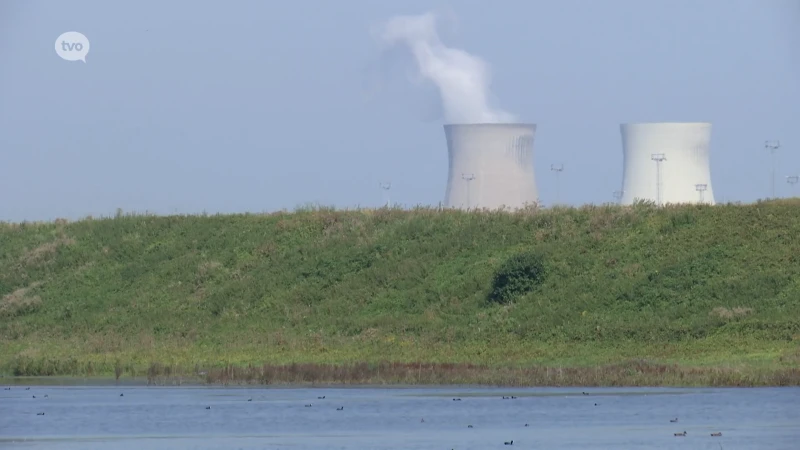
[3,377,792,391]
[3,359,798,388]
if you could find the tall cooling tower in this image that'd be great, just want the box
[619,122,715,206]
[443,123,539,210]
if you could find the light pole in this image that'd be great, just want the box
[695,183,707,204]
[788,175,799,197]
[613,190,623,204]
[462,173,475,210]
[550,163,564,205]
[379,181,391,208]
[651,153,667,206]
[765,140,781,198]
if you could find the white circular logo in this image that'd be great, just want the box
[55,31,90,62]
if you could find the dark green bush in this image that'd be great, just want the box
[488,251,547,304]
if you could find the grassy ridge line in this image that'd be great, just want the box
[1,200,799,386]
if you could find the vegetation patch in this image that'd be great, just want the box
[488,251,547,304]
[0,282,43,318]
[710,306,754,320]
[1,200,800,386]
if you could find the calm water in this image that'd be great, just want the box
[1,383,798,449]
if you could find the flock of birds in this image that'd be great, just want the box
[199,390,725,446]
[669,416,723,438]
[448,393,722,445]
[8,386,726,445]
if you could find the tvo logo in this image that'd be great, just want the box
[55,31,90,62]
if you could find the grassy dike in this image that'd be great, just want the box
[1,201,799,387]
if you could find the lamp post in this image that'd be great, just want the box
[695,183,707,204]
[651,153,667,206]
[550,163,564,205]
[765,140,781,198]
[379,181,391,208]
[461,173,475,210]
[788,175,799,197]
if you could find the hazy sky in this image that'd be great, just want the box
[1,0,799,221]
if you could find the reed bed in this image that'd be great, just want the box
[139,360,800,387]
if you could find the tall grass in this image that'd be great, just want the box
[1,200,799,386]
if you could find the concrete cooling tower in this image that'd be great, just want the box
[443,123,539,210]
[619,122,715,206]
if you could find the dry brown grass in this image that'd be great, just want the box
[198,260,222,275]
[779,347,800,364]
[85,333,125,353]
[20,235,75,266]
[710,306,755,320]
[622,263,643,278]
[256,242,277,257]
[0,281,43,317]
[358,327,379,342]
[74,262,95,274]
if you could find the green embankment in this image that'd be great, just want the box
[1,201,799,385]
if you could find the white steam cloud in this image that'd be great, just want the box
[376,12,516,124]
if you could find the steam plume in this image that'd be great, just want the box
[376,12,516,124]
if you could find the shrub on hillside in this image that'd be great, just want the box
[488,251,546,304]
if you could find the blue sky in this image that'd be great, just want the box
[1,0,799,221]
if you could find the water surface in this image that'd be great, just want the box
[1,384,798,449]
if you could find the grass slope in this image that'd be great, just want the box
[1,201,799,385]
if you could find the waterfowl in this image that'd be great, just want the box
[582,392,589,395]
[318,396,325,399]
[304,404,312,407]
[467,425,473,428]
[205,406,211,410]
[247,398,252,402]
[336,406,344,410]
[452,398,461,401]
[524,424,529,427]
[674,431,686,437]
[504,440,513,445]
[120,394,123,397]
[37,412,44,416]
[44,395,48,398]
[670,418,678,423]
[711,432,722,437]
[32,395,36,398]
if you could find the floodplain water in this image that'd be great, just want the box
[1,382,798,449]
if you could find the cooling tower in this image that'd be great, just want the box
[443,123,538,210]
[619,122,715,206]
